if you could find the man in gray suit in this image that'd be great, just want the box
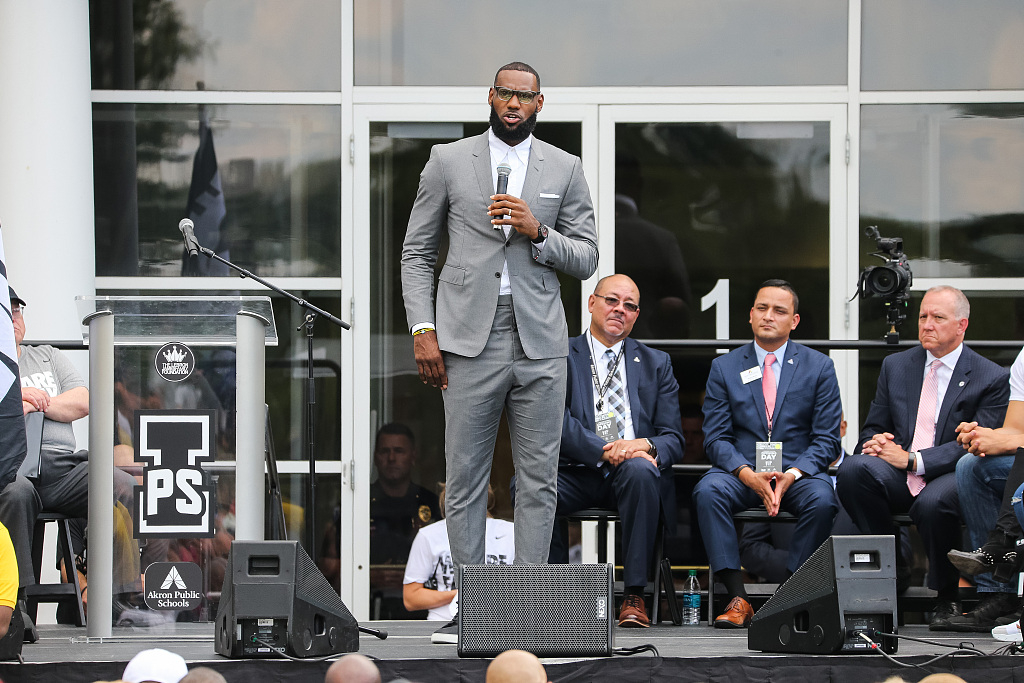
[402,61,598,642]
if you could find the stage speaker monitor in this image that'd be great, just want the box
[457,563,614,658]
[748,535,898,655]
[215,540,358,658]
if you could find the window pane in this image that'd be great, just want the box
[862,0,1024,91]
[90,0,341,91]
[860,104,1024,280]
[356,0,846,86]
[615,121,832,342]
[94,104,342,277]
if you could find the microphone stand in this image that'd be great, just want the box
[189,240,349,565]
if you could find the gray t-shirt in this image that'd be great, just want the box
[19,345,86,467]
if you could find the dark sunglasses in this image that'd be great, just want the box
[595,295,639,313]
[493,86,540,105]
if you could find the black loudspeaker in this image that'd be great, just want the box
[457,563,614,657]
[748,535,898,655]
[215,540,358,658]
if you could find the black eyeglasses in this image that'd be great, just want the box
[493,86,540,105]
[595,295,639,313]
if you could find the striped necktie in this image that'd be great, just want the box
[908,359,942,496]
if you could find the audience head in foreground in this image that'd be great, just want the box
[179,668,228,683]
[121,648,189,683]
[486,649,550,683]
[324,653,382,683]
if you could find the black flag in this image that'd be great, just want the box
[0,225,26,489]
[183,111,229,276]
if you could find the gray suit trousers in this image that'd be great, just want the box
[442,296,566,572]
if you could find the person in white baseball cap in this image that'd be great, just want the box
[122,648,189,683]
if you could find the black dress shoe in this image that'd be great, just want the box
[928,600,962,631]
[944,593,1021,633]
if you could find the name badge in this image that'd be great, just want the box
[755,441,783,473]
[596,412,618,443]
[741,366,762,384]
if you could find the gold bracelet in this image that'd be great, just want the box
[412,328,434,336]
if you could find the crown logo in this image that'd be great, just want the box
[163,346,188,363]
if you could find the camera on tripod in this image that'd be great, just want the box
[854,226,913,344]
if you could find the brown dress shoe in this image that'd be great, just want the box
[618,594,651,628]
[714,596,753,629]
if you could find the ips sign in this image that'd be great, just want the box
[133,410,216,538]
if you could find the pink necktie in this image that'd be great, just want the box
[908,359,942,496]
[763,353,777,432]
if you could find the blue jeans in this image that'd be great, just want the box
[956,454,1016,593]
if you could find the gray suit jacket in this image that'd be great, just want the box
[401,132,598,359]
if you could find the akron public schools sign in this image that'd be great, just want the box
[133,409,216,538]
[144,562,204,611]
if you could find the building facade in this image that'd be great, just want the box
[1,0,1023,621]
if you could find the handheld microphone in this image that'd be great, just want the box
[178,217,199,257]
[495,163,512,229]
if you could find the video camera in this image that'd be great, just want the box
[854,226,913,344]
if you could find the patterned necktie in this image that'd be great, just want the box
[605,349,626,439]
[908,359,942,496]
[763,353,778,431]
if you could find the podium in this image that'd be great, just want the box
[75,296,278,638]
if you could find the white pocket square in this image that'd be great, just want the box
[539,192,560,199]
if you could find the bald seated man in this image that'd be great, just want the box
[486,649,551,683]
[324,653,381,683]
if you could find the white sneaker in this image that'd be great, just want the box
[992,619,1022,643]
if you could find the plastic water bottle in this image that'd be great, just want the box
[682,569,701,625]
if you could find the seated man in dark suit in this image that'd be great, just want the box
[837,286,1009,630]
[551,274,683,628]
[695,279,841,628]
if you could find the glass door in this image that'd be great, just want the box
[600,104,851,566]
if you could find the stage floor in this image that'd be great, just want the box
[0,621,1018,682]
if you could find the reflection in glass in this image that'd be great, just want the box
[100,289,343,466]
[355,0,845,87]
[862,0,1024,91]
[615,121,831,345]
[367,120,584,617]
[90,0,342,91]
[861,104,1024,281]
[93,104,342,277]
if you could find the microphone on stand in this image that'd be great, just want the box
[179,218,200,257]
[494,163,511,229]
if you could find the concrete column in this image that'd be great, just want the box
[0,1,95,338]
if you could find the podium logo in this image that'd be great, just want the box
[145,562,204,611]
[161,566,187,590]
[134,410,216,538]
[155,341,196,382]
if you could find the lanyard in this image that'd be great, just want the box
[588,335,624,413]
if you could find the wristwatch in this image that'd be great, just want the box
[644,438,658,462]
[907,451,918,473]
[531,224,549,244]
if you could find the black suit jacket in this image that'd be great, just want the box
[857,344,1010,480]
[559,334,685,527]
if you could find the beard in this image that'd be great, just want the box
[489,104,538,146]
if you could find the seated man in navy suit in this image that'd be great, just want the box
[551,274,683,628]
[838,286,1009,630]
[695,279,841,628]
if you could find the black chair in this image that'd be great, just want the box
[566,507,680,625]
[25,512,86,627]
[18,412,86,627]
